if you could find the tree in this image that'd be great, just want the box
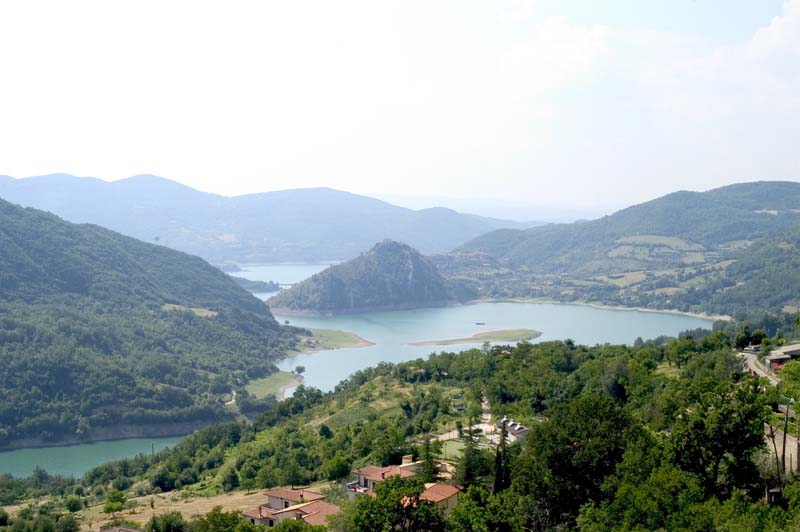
[419,435,441,483]
[665,378,767,498]
[295,365,306,374]
[319,424,334,439]
[734,324,753,349]
[103,489,125,515]
[145,511,188,532]
[273,520,326,531]
[322,454,352,481]
[192,506,262,532]
[65,494,82,513]
[493,421,509,494]
[511,393,632,530]
[221,466,240,491]
[57,513,80,532]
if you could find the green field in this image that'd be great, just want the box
[245,371,299,399]
[442,439,465,461]
[617,235,703,251]
[410,328,541,346]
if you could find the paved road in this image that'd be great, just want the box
[769,427,800,474]
[740,352,780,386]
[740,351,800,473]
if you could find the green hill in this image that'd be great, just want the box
[268,240,474,314]
[458,181,800,275]
[669,225,800,315]
[0,198,297,448]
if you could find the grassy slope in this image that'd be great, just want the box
[245,372,300,399]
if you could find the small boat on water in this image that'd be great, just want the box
[475,322,485,325]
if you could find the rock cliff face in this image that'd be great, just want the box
[268,240,473,315]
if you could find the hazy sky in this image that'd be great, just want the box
[1,1,798,208]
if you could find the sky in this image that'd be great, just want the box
[1,0,798,210]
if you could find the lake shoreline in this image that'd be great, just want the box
[273,297,728,322]
[297,332,375,353]
[277,374,302,400]
[270,300,460,317]
[4,298,715,460]
[0,420,213,454]
[476,297,731,322]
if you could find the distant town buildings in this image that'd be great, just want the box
[496,416,531,443]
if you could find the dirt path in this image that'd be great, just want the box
[225,389,237,406]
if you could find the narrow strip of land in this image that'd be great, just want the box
[295,328,374,353]
[409,328,541,346]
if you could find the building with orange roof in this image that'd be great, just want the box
[420,482,461,515]
[242,488,339,528]
[349,464,417,493]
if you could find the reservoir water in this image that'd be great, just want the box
[272,301,713,393]
[0,437,183,479]
[0,263,713,478]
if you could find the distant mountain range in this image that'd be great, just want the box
[0,198,296,448]
[0,174,535,264]
[268,240,475,314]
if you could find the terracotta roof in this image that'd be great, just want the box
[299,500,341,526]
[355,465,416,482]
[243,489,326,521]
[421,483,461,503]
[242,506,278,520]
[263,488,325,503]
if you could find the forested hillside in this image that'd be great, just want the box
[669,225,800,315]
[268,240,475,314]
[0,198,297,448]
[9,331,800,531]
[458,181,800,275]
[0,174,531,263]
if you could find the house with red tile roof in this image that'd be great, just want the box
[242,488,339,528]
[420,483,461,515]
[349,464,417,493]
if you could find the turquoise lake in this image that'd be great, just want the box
[272,301,713,393]
[0,437,183,479]
[0,263,713,478]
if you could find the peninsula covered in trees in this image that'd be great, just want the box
[268,240,476,315]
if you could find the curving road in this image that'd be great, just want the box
[740,351,780,386]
